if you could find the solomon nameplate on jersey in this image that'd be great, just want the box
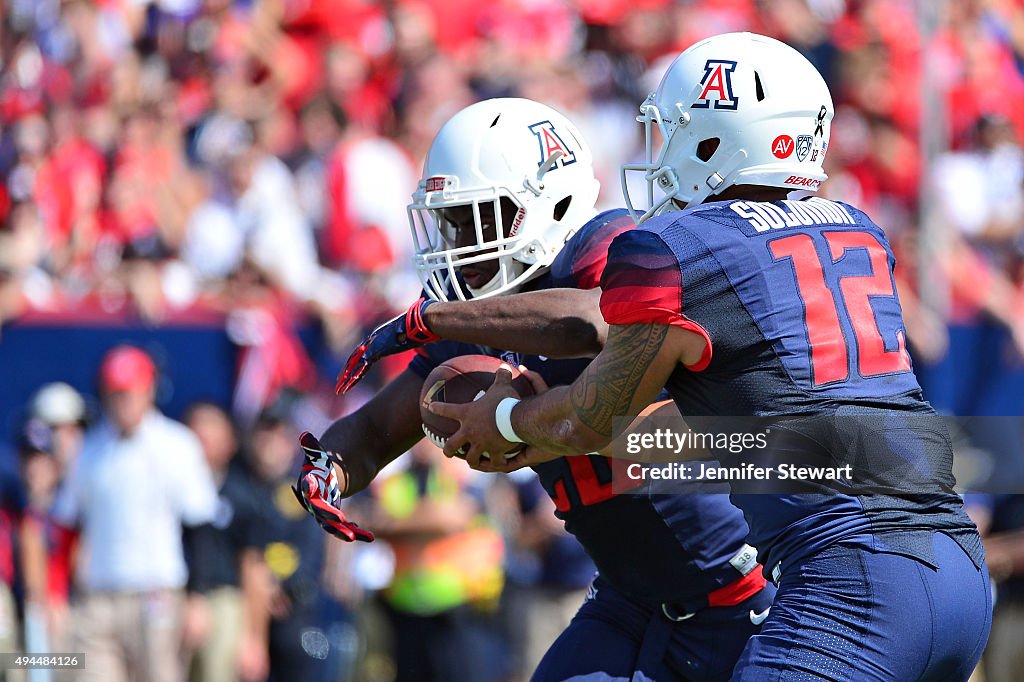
[728,198,856,232]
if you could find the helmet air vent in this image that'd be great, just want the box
[553,196,572,221]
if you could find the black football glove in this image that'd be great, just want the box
[336,298,439,394]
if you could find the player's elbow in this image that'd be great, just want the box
[553,417,610,454]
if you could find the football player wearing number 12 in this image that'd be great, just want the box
[433,33,992,681]
[297,97,775,681]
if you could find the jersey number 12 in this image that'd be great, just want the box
[769,230,912,386]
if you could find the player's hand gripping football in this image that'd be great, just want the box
[292,432,374,542]
[471,367,559,473]
[430,364,557,471]
[336,298,440,394]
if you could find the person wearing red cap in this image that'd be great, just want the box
[97,345,159,437]
[48,345,219,682]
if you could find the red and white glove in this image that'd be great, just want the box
[291,432,374,542]
[336,298,439,394]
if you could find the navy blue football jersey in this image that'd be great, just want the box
[409,209,760,604]
[599,198,984,576]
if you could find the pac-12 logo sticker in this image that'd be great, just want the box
[772,135,795,159]
[796,135,813,162]
[528,121,577,169]
[693,60,739,110]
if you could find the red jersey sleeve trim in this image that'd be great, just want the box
[600,300,713,372]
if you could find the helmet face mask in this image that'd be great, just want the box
[622,32,835,223]
[410,193,530,300]
[409,98,600,301]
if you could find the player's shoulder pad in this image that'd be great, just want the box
[832,200,874,227]
[827,200,893,246]
[550,208,635,289]
[568,208,634,243]
[635,200,735,235]
[601,226,677,281]
[558,208,635,260]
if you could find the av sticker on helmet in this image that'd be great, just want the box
[693,60,739,110]
[528,121,578,169]
[796,135,813,162]
[772,135,795,159]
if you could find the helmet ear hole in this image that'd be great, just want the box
[696,137,720,162]
[553,195,572,221]
[754,71,765,102]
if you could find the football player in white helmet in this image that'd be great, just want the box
[432,33,991,682]
[299,96,776,681]
[408,98,601,301]
[622,31,832,222]
[335,97,608,392]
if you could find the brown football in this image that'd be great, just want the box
[419,355,536,459]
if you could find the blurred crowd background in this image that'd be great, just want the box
[2,0,1024,680]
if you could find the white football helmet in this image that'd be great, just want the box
[408,98,600,301]
[622,32,834,223]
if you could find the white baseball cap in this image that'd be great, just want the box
[31,382,86,425]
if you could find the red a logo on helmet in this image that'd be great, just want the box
[693,60,739,111]
[528,121,578,169]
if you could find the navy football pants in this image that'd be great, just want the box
[732,532,992,681]
[531,575,776,682]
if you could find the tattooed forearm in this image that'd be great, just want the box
[569,324,669,437]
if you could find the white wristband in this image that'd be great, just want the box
[494,397,524,443]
